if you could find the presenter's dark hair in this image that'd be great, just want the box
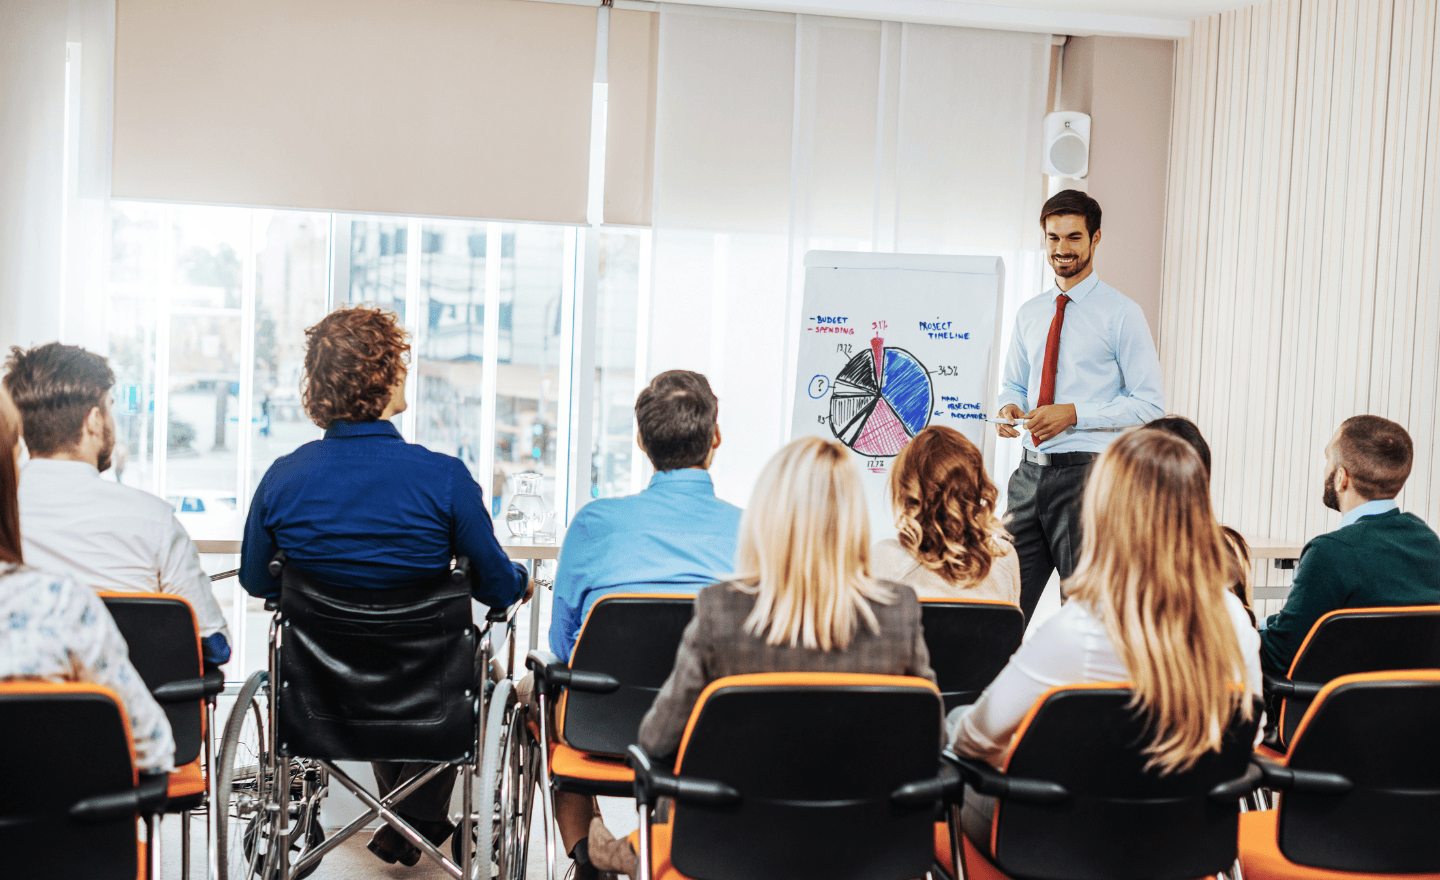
[0,390,23,565]
[1333,415,1413,499]
[302,305,409,428]
[635,370,718,472]
[2,342,115,456]
[1040,189,1102,237]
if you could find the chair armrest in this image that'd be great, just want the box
[946,750,1069,804]
[1253,757,1352,794]
[1263,671,1325,699]
[152,668,226,704]
[1208,761,1265,801]
[525,650,621,696]
[626,744,739,809]
[69,772,171,823]
[891,760,963,809]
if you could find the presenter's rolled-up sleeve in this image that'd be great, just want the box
[450,462,528,609]
[1072,302,1165,429]
[998,319,1031,413]
[239,475,281,599]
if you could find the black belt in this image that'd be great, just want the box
[1023,448,1098,467]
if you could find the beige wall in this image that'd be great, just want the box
[1055,35,1175,341]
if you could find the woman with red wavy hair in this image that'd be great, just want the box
[872,425,1021,603]
[239,305,529,866]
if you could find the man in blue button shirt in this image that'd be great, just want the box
[240,306,528,867]
[544,369,741,879]
[995,190,1165,622]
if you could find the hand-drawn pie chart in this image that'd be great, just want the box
[829,336,933,457]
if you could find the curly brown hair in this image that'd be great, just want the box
[302,306,409,428]
[888,425,1009,586]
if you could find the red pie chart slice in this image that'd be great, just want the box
[852,398,910,457]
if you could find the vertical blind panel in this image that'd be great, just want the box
[112,0,596,224]
[893,25,1052,254]
[651,6,797,233]
[606,9,658,228]
[1162,0,1440,600]
[805,17,882,242]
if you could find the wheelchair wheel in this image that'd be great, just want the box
[454,678,537,879]
[218,671,329,880]
[217,671,274,879]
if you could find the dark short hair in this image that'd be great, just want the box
[302,306,409,428]
[1333,415,1413,499]
[1040,189,1102,237]
[635,371,718,472]
[2,343,115,456]
[1144,416,1212,478]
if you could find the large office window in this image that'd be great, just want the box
[104,201,645,676]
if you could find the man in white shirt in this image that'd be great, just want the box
[4,343,232,664]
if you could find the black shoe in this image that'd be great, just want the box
[569,838,601,880]
[368,824,422,867]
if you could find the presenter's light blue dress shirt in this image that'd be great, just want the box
[998,273,1165,453]
[239,420,527,607]
[549,469,742,661]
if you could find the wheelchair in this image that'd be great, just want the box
[215,554,522,880]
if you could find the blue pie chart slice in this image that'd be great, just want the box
[882,348,932,436]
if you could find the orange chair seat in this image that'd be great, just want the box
[548,741,633,784]
[931,823,1011,880]
[167,758,206,799]
[1239,810,1440,880]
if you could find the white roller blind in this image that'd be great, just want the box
[113,0,597,224]
[605,8,658,227]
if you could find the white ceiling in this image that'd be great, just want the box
[651,0,1261,38]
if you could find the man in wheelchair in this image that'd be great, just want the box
[239,305,530,867]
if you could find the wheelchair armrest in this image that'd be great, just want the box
[452,556,472,586]
[485,604,510,623]
[626,744,740,809]
[263,598,279,612]
[1263,671,1324,699]
[267,550,287,578]
[1253,757,1352,794]
[1208,761,1265,802]
[152,666,226,703]
[69,772,171,823]
[890,760,963,809]
[526,650,621,696]
[947,751,1069,804]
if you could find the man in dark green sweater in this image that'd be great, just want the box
[1260,415,1440,675]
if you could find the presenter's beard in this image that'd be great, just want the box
[96,418,115,474]
[1322,467,1340,512]
[1050,252,1090,278]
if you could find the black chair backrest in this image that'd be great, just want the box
[994,684,1261,880]
[0,683,140,880]
[1279,671,1440,873]
[562,592,695,757]
[1280,605,1440,746]
[919,598,1025,711]
[277,564,477,762]
[668,673,942,880]
[100,593,205,766]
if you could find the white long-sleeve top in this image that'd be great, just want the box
[948,592,1262,765]
[0,564,176,772]
[19,459,231,642]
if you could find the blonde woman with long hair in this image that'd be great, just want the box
[949,428,1260,772]
[874,425,1021,602]
[637,435,937,759]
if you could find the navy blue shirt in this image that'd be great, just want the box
[239,420,527,607]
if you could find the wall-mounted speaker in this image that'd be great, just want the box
[1042,111,1090,178]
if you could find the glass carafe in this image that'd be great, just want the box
[505,472,552,540]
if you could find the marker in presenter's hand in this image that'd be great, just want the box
[984,417,1030,428]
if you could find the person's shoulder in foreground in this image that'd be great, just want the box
[0,564,176,773]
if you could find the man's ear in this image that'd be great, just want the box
[1091,228,1102,248]
[712,425,722,451]
[83,404,106,438]
[1335,465,1351,492]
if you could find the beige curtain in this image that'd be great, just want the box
[112,0,599,224]
[1163,0,1440,606]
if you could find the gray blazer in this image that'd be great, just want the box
[637,579,938,759]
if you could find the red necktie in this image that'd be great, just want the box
[1036,292,1070,408]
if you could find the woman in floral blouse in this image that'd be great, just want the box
[0,388,173,773]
